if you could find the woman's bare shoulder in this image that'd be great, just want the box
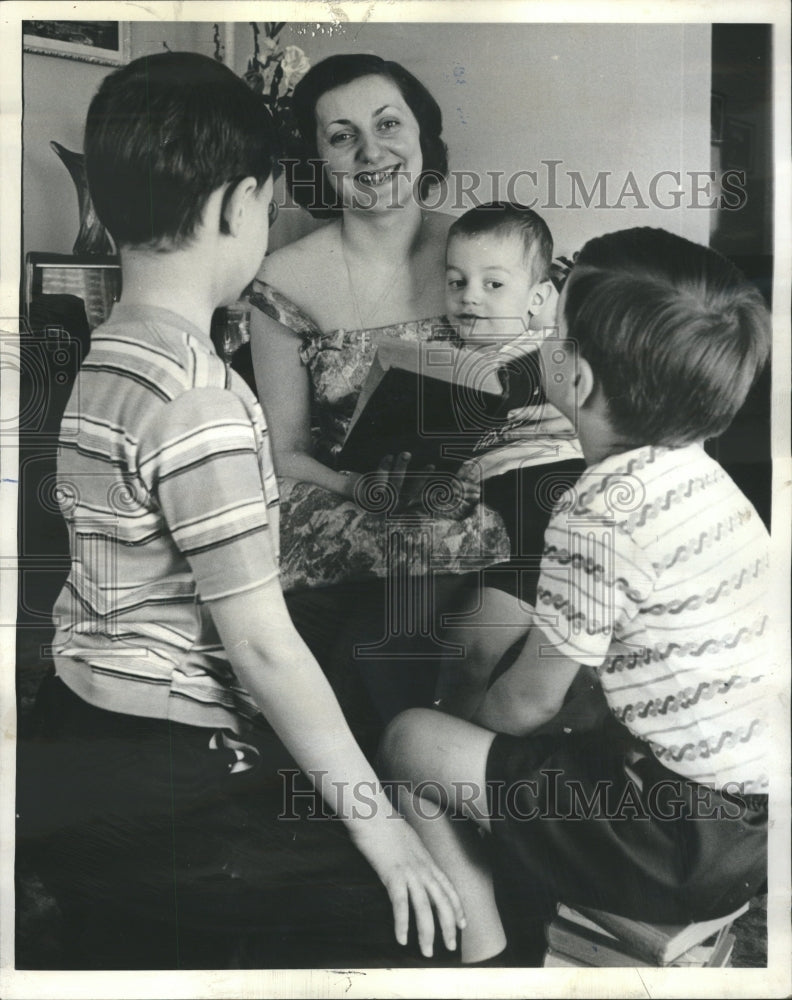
[259,222,341,303]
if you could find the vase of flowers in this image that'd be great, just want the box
[242,22,310,143]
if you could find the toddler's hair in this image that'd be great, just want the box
[563,227,770,445]
[448,203,553,285]
[85,51,280,249]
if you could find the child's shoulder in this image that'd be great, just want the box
[562,444,694,520]
[571,443,764,538]
[93,306,227,396]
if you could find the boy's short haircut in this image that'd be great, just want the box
[448,202,553,285]
[85,51,281,249]
[563,227,771,446]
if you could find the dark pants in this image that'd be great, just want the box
[16,675,418,970]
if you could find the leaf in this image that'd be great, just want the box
[269,60,284,102]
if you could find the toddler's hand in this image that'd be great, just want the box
[502,402,576,439]
[445,463,482,518]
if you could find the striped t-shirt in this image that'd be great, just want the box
[51,304,280,733]
[535,443,770,793]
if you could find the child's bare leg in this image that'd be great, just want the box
[380,708,506,962]
[435,586,531,719]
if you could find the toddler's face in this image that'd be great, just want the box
[445,232,540,349]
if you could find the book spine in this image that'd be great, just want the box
[555,903,617,940]
[704,929,736,968]
[546,918,651,968]
[543,948,593,968]
[570,905,668,964]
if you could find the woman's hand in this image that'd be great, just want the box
[349,813,466,957]
[365,453,480,519]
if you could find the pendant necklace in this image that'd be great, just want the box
[339,214,425,331]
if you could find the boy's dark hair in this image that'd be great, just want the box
[85,52,281,249]
[286,53,448,219]
[563,227,771,445]
[448,203,553,285]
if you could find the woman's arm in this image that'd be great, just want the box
[209,577,465,956]
[249,306,357,497]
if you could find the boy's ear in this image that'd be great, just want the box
[574,356,596,408]
[527,279,554,317]
[220,176,259,237]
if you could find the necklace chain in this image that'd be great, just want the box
[339,215,425,330]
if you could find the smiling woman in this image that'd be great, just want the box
[246,53,510,598]
[316,76,423,214]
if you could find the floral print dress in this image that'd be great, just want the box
[248,279,510,592]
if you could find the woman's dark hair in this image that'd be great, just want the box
[286,53,449,219]
[85,51,281,249]
[562,227,771,446]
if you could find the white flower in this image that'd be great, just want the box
[279,45,310,94]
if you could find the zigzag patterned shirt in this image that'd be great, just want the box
[535,443,770,793]
[51,304,280,734]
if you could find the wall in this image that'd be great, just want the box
[230,21,712,255]
[22,20,711,258]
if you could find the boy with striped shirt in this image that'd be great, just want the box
[19,51,463,969]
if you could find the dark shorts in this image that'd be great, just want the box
[478,458,586,604]
[485,712,767,925]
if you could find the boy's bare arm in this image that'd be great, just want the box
[208,577,466,957]
[472,626,580,735]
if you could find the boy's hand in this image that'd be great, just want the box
[349,813,466,957]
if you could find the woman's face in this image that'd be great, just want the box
[314,74,423,212]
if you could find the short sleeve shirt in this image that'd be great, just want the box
[535,444,770,793]
[52,304,280,733]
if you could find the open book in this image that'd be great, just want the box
[337,339,505,473]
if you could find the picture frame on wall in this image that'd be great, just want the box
[22,20,130,66]
[23,253,121,333]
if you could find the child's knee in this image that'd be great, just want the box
[379,707,436,775]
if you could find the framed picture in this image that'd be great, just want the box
[710,91,725,143]
[22,20,130,66]
[723,117,755,172]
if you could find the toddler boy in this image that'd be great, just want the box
[437,203,585,717]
